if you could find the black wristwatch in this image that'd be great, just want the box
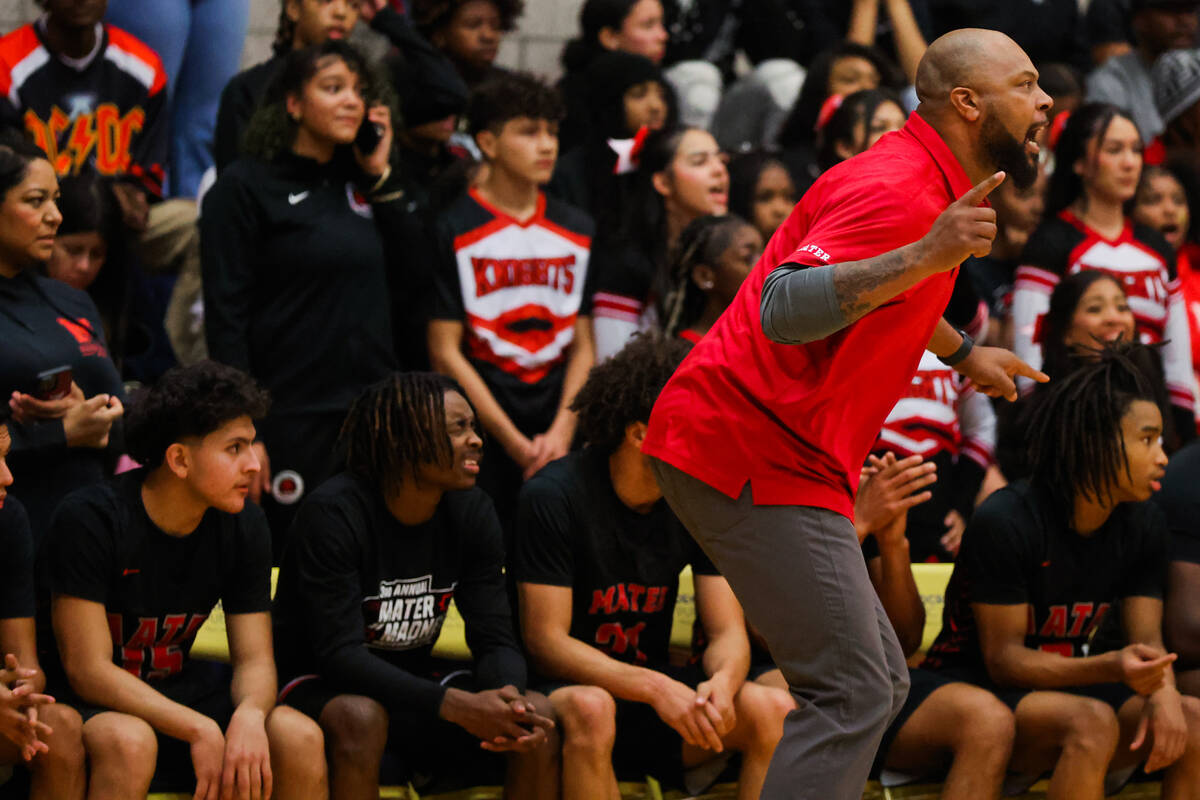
[938,329,975,367]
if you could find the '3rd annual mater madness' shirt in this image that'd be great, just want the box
[432,188,592,430]
[49,470,272,683]
[922,480,1167,677]
[0,18,167,196]
[514,448,718,670]
[273,473,526,717]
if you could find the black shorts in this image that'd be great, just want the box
[74,663,235,793]
[278,670,505,790]
[872,667,959,777]
[932,666,1137,713]
[539,662,709,786]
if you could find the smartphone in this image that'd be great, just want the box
[35,365,72,401]
[355,120,383,154]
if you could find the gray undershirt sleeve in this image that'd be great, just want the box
[760,262,847,344]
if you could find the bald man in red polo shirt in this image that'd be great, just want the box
[645,29,1052,799]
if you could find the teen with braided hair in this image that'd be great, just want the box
[659,214,762,343]
[924,342,1200,800]
[273,372,558,799]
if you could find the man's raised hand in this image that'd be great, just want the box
[920,171,1006,273]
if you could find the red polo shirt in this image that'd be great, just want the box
[643,112,973,519]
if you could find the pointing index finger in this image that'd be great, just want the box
[957,171,1006,207]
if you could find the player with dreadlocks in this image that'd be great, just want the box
[272,372,558,799]
[924,341,1200,800]
[659,215,762,344]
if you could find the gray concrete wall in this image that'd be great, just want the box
[2,0,583,80]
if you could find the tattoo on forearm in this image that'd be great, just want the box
[832,244,924,324]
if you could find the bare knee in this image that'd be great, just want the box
[551,685,616,755]
[318,695,388,766]
[31,703,85,772]
[734,683,794,752]
[268,706,327,781]
[948,690,1014,756]
[1063,699,1120,762]
[83,713,158,786]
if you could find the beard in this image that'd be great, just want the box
[980,113,1040,190]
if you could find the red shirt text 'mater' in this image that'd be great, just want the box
[643,112,975,519]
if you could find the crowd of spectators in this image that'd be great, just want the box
[4,0,1200,797]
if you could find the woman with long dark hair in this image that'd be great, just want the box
[556,0,669,151]
[814,87,907,172]
[0,131,124,539]
[201,40,405,554]
[726,150,796,244]
[590,125,729,359]
[547,49,674,216]
[1013,102,1195,439]
[777,42,906,192]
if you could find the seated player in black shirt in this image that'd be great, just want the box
[1159,440,1200,699]
[923,342,1200,800]
[0,411,86,799]
[273,372,558,799]
[49,362,327,799]
[515,333,794,800]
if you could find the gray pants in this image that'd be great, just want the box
[651,458,909,800]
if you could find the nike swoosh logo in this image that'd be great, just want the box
[288,191,309,205]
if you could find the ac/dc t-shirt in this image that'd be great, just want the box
[273,473,526,718]
[1155,440,1200,565]
[0,496,35,621]
[923,480,1167,676]
[49,470,271,683]
[431,188,593,434]
[514,447,718,670]
[0,19,168,197]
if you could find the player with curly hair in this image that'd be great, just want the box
[514,333,793,800]
[273,372,558,799]
[48,361,327,799]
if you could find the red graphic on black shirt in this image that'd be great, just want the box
[1026,601,1111,657]
[588,583,669,615]
[587,583,669,664]
[56,316,107,358]
[107,612,208,680]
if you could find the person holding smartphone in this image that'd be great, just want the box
[202,40,410,559]
[0,130,125,541]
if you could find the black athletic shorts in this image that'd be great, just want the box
[931,666,1137,713]
[278,670,506,790]
[73,662,235,793]
[871,667,960,777]
[538,661,709,786]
